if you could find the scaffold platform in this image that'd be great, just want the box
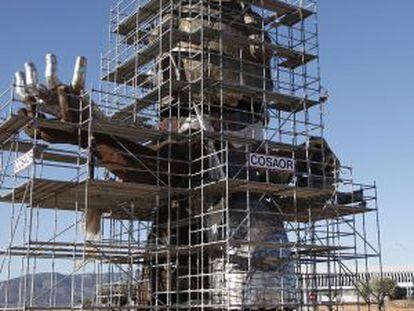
[116,0,313,36]
[0,178,186,220]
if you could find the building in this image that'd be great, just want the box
[317,266,414,303]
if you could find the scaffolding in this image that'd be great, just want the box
[0,0,382,310]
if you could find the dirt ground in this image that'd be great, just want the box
[316,300,414,311]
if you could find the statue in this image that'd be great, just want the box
[11,1,338,308]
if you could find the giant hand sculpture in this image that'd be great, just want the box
[15,54,91,122]
[14,55,175,181]
[13,54,191,240]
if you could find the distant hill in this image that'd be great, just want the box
[0,272,125,308]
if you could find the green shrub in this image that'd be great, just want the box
[357,277,396,305]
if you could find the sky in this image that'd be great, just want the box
[0,0,412,267]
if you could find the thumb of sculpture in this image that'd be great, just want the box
[71,56,87,92]
[14,71,27,101]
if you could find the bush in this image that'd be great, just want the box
[357,277,397,305]
[392,286,407,300]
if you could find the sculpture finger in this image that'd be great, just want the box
[45,53,60,89]
[14,71,28,101]
[24,62,38,86]
[71,56,87,92]
[85,209,102,241]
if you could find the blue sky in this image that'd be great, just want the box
[0,1,412,267]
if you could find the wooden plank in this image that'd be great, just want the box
[104,28,187,83]
[0,179,186,221]
[0,115,31,144]
[282,204,375,222]
[3,248,142,263]
[105,27,318,112]
[37,117,167,143]
[242,0,312,22]
[1,141,41,153]
[37,150,87,165]
[113,78,317,114]
[108,80,186,121]
[195,179,334,201]
[200,26,316,69]
[0,115,182,148]
[216,82,318,112]
[0,179,372,224]
[108,24,316,84]
[275,45,317,69]
[116,0,313,36]
[117,0,171,35]
[1,141,87,165]
[278,9,312,27]
[194,180,374,221]
[92,119,163,141]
